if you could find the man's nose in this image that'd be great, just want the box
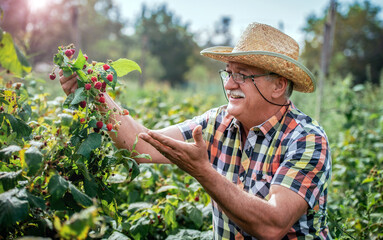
[224,76,239,90]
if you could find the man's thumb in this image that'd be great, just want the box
[192,125,204,145]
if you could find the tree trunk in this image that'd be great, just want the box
[316,0,337,121]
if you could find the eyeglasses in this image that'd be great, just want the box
[219,70,273,84]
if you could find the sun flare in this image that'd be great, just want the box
[27,0,51,12]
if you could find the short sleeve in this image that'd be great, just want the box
[271,134,332,209]
[176,107,220,143]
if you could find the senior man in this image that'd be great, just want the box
[60,22,332,239]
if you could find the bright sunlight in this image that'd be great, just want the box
[27,0,51,12]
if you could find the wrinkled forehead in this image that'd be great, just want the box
[226,61,266,74]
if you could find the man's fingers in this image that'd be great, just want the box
[192,125,204,146]
[139,133,171,156]
[147,130,179,149]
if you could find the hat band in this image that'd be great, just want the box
[207,50,316,83]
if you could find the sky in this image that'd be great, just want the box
[114,0,383,47]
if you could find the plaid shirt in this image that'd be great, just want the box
[177,103,332,240]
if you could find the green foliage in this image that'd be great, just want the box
[301,1,383,85]
[0,31,31,76]
[136,4,198,86]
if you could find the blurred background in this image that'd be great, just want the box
[1,0,382,89]
[1,0,383,238]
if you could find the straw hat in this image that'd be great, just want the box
[201,22,315,93]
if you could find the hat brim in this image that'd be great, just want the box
[201,46,315,93]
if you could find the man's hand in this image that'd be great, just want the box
[59,70,78,95]
[139,125,210,177]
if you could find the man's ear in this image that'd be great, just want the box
[271,76,288,98]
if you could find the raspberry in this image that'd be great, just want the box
[70,49,75,55]
[87,69,93,74]
[94,82,102,90]
[49,73,56,80]
[96,121,104,129]
[79,101,86,108]
[80,118,86,124]
[85,83,92,90]
[106,123,113,131]
[91,76,97,82]
[194,195,199,202]
[83,64,87,70]
[65,49,72,57]
[103,64,110,71]
[98,96,105,103]
[123,109,129,115]
[106,74,113,82]
[84,54,88,61]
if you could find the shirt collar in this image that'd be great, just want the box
[227,102,293,142]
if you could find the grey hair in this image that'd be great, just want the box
[266,74,294,99]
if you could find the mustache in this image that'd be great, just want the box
[226,89,246,98]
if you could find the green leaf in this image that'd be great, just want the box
[0,188,29,227]
[127,202,153,212]
[5,113,32,138]
[72,49,86,70]
[48,174,69,199]
[63,93,75,108]
[76,69,87,82]
[26,190,46,210]
[24,147,43,176]
[77,133,102,159]
[108,231,130,240]
[69,183,93,207]
[0,170,22,191]
[70,87,86,105]
[58,113,73,127]
[164,203,177,229]
[0,145,21,159]
[130,159,140,181]
[53,52,64,66]
[15,44,31,68]
[83,175,98,198]
[187,206,203,228]
[157,185,178,194]
[0,33,31,76]
[111,58,141,77]
[130,217,150,239]
[58,206,98,240]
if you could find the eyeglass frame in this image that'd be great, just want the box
[219,69,275,85]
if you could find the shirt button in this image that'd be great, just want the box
[240,176,244,182]
[262,175,267,180]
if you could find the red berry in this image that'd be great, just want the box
[65,49,72,57]
[99,96,105,103]
[123,109,129,116]
[103,64,110,71]
[83,64,87,70]
[94,82,102,90]
[91,76,97,82]
[80,118,86,124]
[84,54,88,60]
[96,121,103,129]
[70,49,75,55]
[106,74,113,82]
[102,82,107,89]
[194,195,199,202]
[49,73,56,80]
[85,83,92,90]
[87,69,93,74]
[0,106,3,112]
[79,101,86,108]
[106,123,113,131]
